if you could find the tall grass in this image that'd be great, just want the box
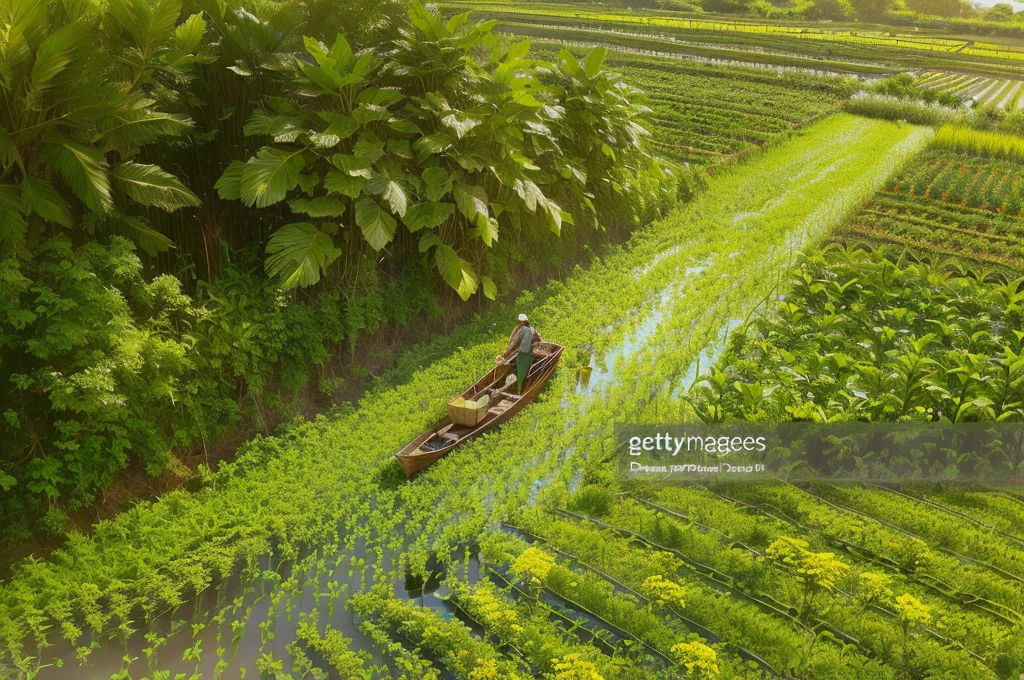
[931,124,1024,162]
[844,93,966,126]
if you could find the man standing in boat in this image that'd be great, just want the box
[496,313,539,393]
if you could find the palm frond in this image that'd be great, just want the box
[111,162,200,211]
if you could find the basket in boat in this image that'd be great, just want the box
[447,393,491,426]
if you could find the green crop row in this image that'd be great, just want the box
[889,150,1024,214]
[508,468,1024,676]
[585,495,998,677]
[914,488,1024,541]
[450,576,653,678]
[501,21,892,76]
[845,212,1024,270]
[841,141,1024,269]
[870,194,1024,235]
[480,532,762,678]
[507,506,873,678]
[350,587,527,679]
[812,485,1024,586]
[723,482,1024,611]
[647,485,1024,667]
[438,1,1024,76]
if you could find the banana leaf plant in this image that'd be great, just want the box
[216,3,667,298]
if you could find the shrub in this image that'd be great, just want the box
[670,640,720,679]
[844,93,966,126]
[0,237,345,539]
[568,484,616,516]
[1,237,195,524]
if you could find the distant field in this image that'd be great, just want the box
[442,1,1024,75]
[541,44,851,166]
[917,71,1024,110]
[508,21,894,75]
[611,56,848,165]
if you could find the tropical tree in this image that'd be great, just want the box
[216,4,667,298]
[0,0,201,260]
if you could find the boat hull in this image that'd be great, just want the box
[395,342,564,476]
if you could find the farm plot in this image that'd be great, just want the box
[503,487,1021,679]
[842,131,1024,270]
[917,71,1024,110]
[613,243,1024,675]
[0,115,931,679]
[606,55,849,165]
[683,245,1024,426]
[503,20,893,76]
[440,1,1024,75]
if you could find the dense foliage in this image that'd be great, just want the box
[216,8,671,296]
[0,0,200,260]
[0,0,672,541]
[1,238,344,535]
[687,246,1024,424]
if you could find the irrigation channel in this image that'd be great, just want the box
[14,114,931,679]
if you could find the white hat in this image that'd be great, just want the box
[518,313,528,321]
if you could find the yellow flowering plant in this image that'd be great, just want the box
[640,575,687,610]
[856,572,894,607]
[670,640,720,679]
[766,537,849,620]
[551,653,605,680]
[894,593,932,631]
[511,547,556,589]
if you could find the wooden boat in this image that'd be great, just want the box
[395,341,565,476]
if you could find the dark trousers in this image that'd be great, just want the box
[516,351,532,393]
